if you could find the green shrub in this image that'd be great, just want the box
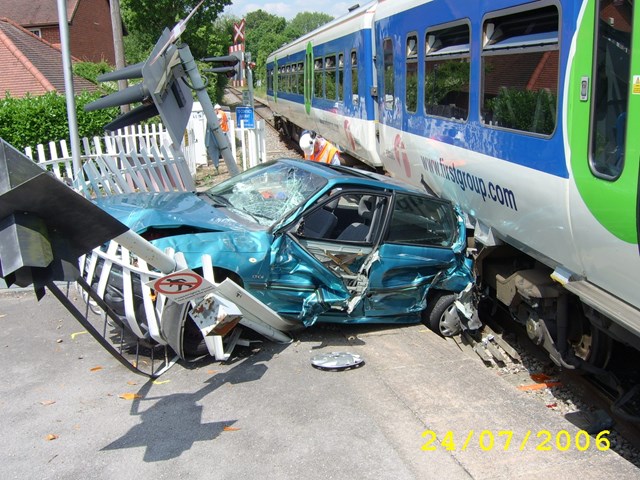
[0,91,119,153]
[73,61,118,94]
[487,87,556,134]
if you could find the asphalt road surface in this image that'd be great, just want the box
[1,287,638,479]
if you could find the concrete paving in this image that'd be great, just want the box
[1,288,638,479]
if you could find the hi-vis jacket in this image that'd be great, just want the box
[305,140,339,164]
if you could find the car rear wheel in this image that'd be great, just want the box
[423,292,461,337]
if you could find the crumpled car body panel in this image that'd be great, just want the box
[93,159,474,327]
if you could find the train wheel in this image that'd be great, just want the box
[569,319,612,369]
[423,292,462,337]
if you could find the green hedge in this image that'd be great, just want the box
[0,91,119,153]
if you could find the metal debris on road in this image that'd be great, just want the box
[311,352,364,371]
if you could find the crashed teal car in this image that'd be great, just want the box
[94,159,474,334]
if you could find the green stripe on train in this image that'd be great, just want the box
[305,42,313,114]
[568,0,639,243]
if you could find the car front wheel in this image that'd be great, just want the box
[423,292,462,337]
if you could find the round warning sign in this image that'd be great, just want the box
[154,271,203,295]
[147,269,216,304]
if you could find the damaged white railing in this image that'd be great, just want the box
[24,124,173,182]
[74,145,195,198]
[78,240,245,362]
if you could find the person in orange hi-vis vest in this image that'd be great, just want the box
[214,104,230,134]
[299,130,341,165]
[205,104,231,173]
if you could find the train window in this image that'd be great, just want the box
[406,34,418,113]
[481,5,559,135]
[267,66,273,92]
[424,23,470,120]
[338,53,344,102]
[285,65,291,93]
[279,67,285,93]
[314,58,324,98]
[289,64,295,93]
[297,62,304,94]
[326,55,337,100]
[351,50,359,105]
[590,0,633,180]
[383,38,394,110]
[291,64,297,94]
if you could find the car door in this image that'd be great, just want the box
[362,192,471,319]
[267,189,388,325]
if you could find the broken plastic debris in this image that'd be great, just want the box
[311,352,364,371]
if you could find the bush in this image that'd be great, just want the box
[0,91,119,153]
[73,61,119,95]
[487,87,556,134]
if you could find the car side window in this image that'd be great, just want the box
[385,193,456,247]
[297,192,386,244]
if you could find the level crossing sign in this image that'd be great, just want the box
[234,19,246,43]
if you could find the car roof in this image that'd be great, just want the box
[271,158,431,196]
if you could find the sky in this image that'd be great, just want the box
[223,0,358,21]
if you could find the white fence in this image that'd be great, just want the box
[23,124,181,182]
[23,103,269,185]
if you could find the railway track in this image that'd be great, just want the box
[225,88,303,159]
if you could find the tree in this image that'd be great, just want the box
[244,10,288,87]
[120,0,232,61]
[199,16,237,103]
[283,12,334,41]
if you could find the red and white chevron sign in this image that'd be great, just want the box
[233,19,246,43]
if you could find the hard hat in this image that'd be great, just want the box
[214,104,221,110]
[299,130,316,155]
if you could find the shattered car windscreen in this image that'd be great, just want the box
[205,162,328,226]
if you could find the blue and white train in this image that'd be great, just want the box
[267,0,640,372]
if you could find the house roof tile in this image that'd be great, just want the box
[0,17,97,98]
[0,0,80,27]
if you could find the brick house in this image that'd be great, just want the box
[0,0,116,64]
[0,17,97,98]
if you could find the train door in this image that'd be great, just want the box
[273,58,278,102]
[378,35,399,127]
[565,0,640,335]
[572,0,639,250]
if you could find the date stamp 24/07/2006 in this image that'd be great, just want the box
[421,430,611,453]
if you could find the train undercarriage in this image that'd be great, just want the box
[463,242,640,422]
